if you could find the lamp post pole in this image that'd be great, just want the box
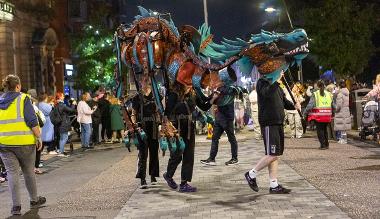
[203,0,211,65]
[281,0,293,29]
[203,0,209,26]
[281,0,303,82]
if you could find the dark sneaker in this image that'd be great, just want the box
[269,185,291,194]
[225,158,239,166]
[30,196,46,208]
[179,183,197,193]
[163,172,178,189]
[151,176,158,185]
[244,172,259,192]
[200,158,216,166]
[140,179,148,189]
[11,206,21,215]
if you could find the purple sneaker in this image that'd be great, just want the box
[163,172,178,189]
[179,183,197,193]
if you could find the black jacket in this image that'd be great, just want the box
[215,86,238,121]
[57,102,76,133]
[98,97,110,121]
[257,78,295,126]
[87,100,101,124]
[165,92,211,118]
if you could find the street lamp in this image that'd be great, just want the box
[264,7,277,13]
[264,7,281,25]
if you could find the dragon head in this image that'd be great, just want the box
[198,26,309,84]
[244,29,309,83]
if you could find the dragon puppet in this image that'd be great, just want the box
[114,6,309,151]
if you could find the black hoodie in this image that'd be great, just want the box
[257,78,295,126]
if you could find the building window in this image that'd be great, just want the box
[69,0,87,20]
[48,0,55,8]
[69,0,81,18]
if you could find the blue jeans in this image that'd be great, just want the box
[59,132,69,153]
[336,131,341,140]
[81,123,92,148]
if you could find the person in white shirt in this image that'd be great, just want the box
[284,83,304,138]
[248,84,261,139]
[77,92,97,149]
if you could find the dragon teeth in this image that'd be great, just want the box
[285,44,309,55]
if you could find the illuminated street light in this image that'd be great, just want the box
[264,7,277,13]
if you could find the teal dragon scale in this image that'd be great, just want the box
[115,6,309,140]
[193,23,309,84]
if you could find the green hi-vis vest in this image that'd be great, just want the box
[0,93,36,146]
[307,90,333,123]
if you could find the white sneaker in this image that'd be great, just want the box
[48,151,58,155]
[57,153,68,157]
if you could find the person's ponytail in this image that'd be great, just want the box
[2,75,20,92]
[317,80,325,96]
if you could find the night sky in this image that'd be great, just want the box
[120,0,284,41]
[118,0,380,79]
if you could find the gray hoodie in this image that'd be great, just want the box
[0,92,38,128]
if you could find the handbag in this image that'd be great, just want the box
[37,111,45,127]
[50,105,63,126]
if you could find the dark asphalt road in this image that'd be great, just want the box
[0,144,138,219]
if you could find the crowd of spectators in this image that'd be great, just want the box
[0,88,127,179]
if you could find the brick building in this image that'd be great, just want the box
[0,0,125,95]
[0,0,59,94]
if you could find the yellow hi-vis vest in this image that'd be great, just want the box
[0,93,36,145]
[307,90,333,123]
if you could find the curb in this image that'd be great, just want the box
[347,131,380,147]
[42,143,127,165]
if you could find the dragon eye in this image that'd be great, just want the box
[297,35,306,40]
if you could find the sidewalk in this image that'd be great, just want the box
[40,135,122,165]
[115,134,350,219]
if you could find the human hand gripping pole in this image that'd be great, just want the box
[281,73,306,133]
[122,103,146,152]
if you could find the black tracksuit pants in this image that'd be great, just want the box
[167,121,195,183]
[101,118,112,140]
[210,119,238,160]
[136,122,160,179]
[92,122,100,144]
[316,122,329,148]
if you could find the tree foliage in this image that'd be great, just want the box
[70,7,115,91]
[289,0,378,76]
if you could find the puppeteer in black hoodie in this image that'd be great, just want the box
[256,78,295,126]
[0,92,38,132]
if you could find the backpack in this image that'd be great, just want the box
[49,105,62,126]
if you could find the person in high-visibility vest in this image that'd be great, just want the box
[304,80,334,150]
[0,75,46,216]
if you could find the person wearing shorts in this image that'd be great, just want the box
[244,73,300,194]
